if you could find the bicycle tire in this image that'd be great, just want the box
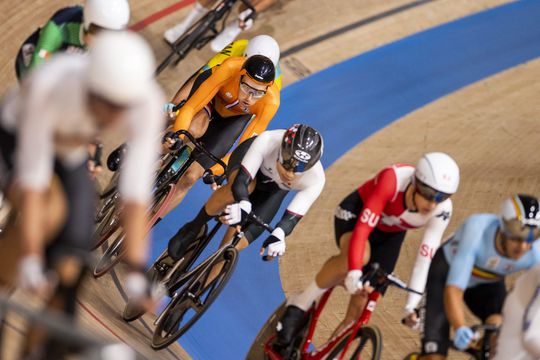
[151,247,238,349]
[326,325,382,360]
[245,301,287,360]
[91,201,121,250]
[122,227,208,322]
[93,232,125,278]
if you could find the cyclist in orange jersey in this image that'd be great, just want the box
[160,54,279,217]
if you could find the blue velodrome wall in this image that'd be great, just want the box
[149,1,540,358]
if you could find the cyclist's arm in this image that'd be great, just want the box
[29,21,64,70]
[348,169,397,270]
[119,84,166,267]
[405,200,452,312]
[16,74,56,255]
[444,220,480,330]
[279,166,325,235]
[173,61,236,132]
[231,132,269,201]
[523,273,540,356]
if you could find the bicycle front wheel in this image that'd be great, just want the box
[326,325,382,360]
[151,248,238,350]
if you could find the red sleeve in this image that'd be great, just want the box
[348,168,397,270]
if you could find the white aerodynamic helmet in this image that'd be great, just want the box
[245,35,280,66]
[414,152,460,202]
[84,0,130,31]
[87,31,155,105]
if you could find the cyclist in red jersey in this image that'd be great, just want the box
[274,153,460,347]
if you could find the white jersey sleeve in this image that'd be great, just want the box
[15,59,69,190]
[404,199,452,312]
[286,163,325,216]
[240,131,274,178]
[118,83,165,203]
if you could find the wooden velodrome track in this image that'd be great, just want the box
[2,0,536,359]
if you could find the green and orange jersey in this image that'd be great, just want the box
[24,6,86,76]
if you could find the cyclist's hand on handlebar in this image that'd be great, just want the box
[260,228,286,259]
[162,131,183,152]
[402,309,421,330]
[221,200,252,226]
[163,102,177,122]
[202,170,221,191]
[344,269,374,294]
[17,254,55,297]
[454,326,475,350]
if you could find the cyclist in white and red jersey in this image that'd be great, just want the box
[275,152,460,347]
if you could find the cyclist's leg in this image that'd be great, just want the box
[463,280,506,353]
[206,186,287,285]
[288,190,368,313]
[163,0,214,44]
[24,161,94,357]
[167,138,256,261]
[420,248,452,359]
[165,112,251,216]
[332,228,406,337]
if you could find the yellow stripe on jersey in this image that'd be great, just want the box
[206,39,249,69]
[471,266,503,280]
[203,39,283,90]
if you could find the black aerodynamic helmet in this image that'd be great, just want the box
[279,124,323,172]
[242,55,275,84]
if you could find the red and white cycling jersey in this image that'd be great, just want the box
[347,164,453,311]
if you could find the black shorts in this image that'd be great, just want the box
[45,160,96,265]
[334,190,407,275]
[0,123,16,189]
[226,137,288,243]
[15,28,40,80]
[421,246,507,356]
[187,69,252,170]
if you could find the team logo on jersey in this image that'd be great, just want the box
[360,208,379,227]
[436,211,451,221]
[486,257,500,269]
[225,92,232,98]
[294,150,311,162]
[503,263,514,272]
[335,206,357,221]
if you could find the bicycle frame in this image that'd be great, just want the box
[264,288,382,360]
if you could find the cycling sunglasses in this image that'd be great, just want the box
[239,79,267,99]
[415,180,452,203]
[502,218,540,243]
[279,152,307,173]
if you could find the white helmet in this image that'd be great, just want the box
[245,35,280,66]
[87,31,156,105]
[414,152,460,200]
[84,0,130,31]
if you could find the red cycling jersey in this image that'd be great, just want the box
[348,164,452,270]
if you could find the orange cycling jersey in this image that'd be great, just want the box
[173,56,280,147]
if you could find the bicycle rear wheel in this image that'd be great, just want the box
[93,233,125,278]
[326,325,382,360]
[151,247,238,350]
[245,301,287,360]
